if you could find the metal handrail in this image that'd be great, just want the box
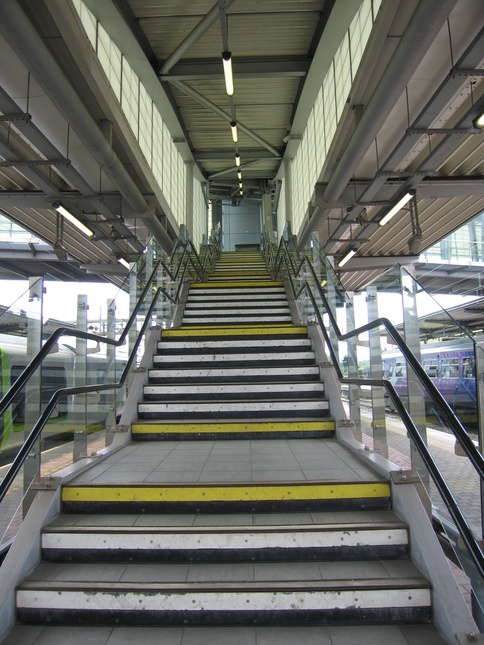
[264,232,484,580]
[0,231,207,499]
[0,282,165,502]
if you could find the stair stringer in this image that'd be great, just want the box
[305,303,478,640]
[336,424,478,642]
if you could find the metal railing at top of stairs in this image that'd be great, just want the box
[262,228,484,583]
[0,227,222,510]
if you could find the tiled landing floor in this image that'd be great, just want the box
[70,438,381,485]
[2,623,447,645]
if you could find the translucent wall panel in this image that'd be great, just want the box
[73,1,191,232]
[162,122,172,209]
[323,64,337,147]
[350,0,372,74]
[97,24,122,102]
[314,89,325,167]
[121,58,139,139]
[139,83,152,166]
[276,177,286,238]
[152,107,163,188]
[73,0,97,51]
[335,34,352,121]
[192,178,207,249]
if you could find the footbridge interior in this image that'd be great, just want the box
[0,1,484,643]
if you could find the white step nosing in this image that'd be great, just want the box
[153,352,315,364]
[148,366,320,379]
[183,309,291,315]
[138,400,329,413]
[17,584,431,613]
[42,527,408,551]
[157,340,311,350]
[143,383,325,396]
[181,317,293,324]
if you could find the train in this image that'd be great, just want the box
[0,333,126,463]
[382,340,478,429]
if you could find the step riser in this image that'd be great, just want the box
[132,429,334,440]
[137,401,330,420]
[17,591,430,627]
[42,527,408,563]
[181,317,293,324]
[143,384,325,400]
[152,353,316,367]
[157,339,311,352]
[147,367,320,384]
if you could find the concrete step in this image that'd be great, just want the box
[137,398,330,420]
[190,281,284,290]
[41,521,408,563]
[161,324,308,340]
[142,382,325,401]
[61,480,391,514]
[147,365,320,383]
[182,307,291,316]
[157,338,312,353]
[185,299,289,309]
[131,419,335,440]
[152,351,316,368]
[16,576,430,626]
[181,315,293,324]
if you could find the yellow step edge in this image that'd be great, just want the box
[191,281,282,288]
[132,421,335,434]
[62,482,390,504]
[162,325,307,337]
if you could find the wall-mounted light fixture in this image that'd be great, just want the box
[473,111,484,129]
[55,204,93,237]
[338,247,357,268]
[230,121,238,143]
[222,51,234,96]
[117,257,131,270]
[378,190,415,227]
[235,153,241,167]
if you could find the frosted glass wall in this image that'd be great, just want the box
[192,178,207,250]
[73,0,195,240]
[291,0,383,235]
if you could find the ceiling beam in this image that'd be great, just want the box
[160,58,310,81]
[195,149,280,162]
[160,0,236,75]
[170,80,281,157]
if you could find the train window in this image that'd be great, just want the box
[423,359,438,378]
[387,363,394,377]
[441,358,459,378]
[463,357,475,379]
[11,364,68,423]
[395,361,406,378]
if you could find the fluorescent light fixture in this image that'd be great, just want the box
[230,121,238,143]
[239,182,243,189]
[237,171,242,180]
[235,153,241,167]
[473,111,484,129]
[117,257,131,270]
[379,190,415,227]
[338,248,357,268]
[222,51,234,96]
[55,204,93,237]
[240,190,243,196]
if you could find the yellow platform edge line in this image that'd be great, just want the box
[132,421,335,434]
[62,482,390,503]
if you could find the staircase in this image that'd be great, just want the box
[10,251,447,643]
